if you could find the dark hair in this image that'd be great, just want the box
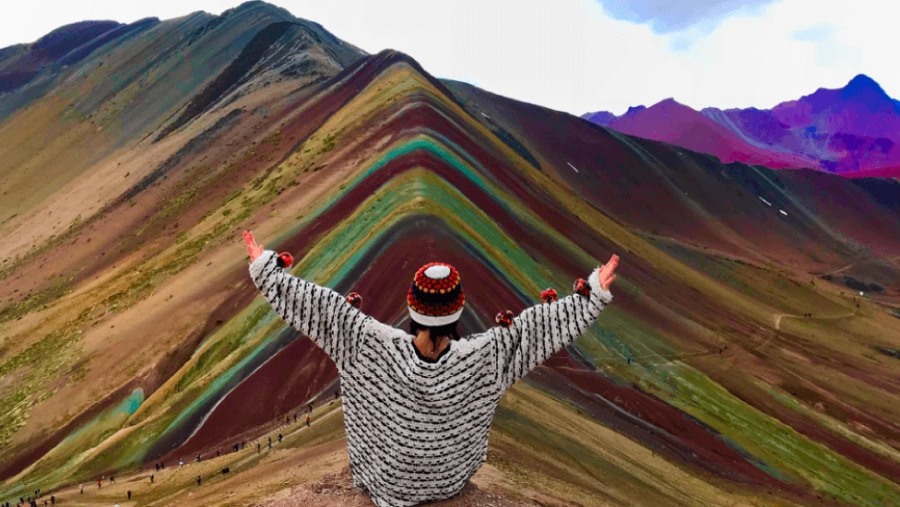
[409,320,460,346]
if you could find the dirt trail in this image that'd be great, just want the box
[773,309,856,330]
[23,403,546,507]
[819,255,900,277]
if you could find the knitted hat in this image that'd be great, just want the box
[407,262,465,326]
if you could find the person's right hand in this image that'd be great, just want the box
[598,254,619,291]
[243,230,264,263]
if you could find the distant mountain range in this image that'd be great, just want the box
[583,74,900,178]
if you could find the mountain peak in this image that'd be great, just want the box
[845,73,880,92]
[840,73,892,104]
[215,1,294,21]
[233,0,285,13]
[623,105,646,117]
[651,97,693,112]
[32,20,122,51]
[582,110,616,126]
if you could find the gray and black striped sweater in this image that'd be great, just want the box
[250,250,612,507]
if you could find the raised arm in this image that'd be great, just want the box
[488,255,617,390]
[245,231,371,371]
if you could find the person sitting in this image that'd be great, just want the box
[243,230,617,507]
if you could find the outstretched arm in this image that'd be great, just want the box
[244,231,371,371]
[487,255,618,390]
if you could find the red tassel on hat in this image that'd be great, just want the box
[346,292,362,308]
[277,252,293,268]
[495,310,514,327]
[540,288,558,303]
[573,278,590,297]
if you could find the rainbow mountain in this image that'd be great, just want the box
[1,2,899,505]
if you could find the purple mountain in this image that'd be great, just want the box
[584,75,900,178]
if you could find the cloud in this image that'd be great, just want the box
[793,23,834,42]
[597,0,780,33]
[792,23,840,66]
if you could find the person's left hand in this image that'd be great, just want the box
[598,254,619,291]
[243,230,264,262]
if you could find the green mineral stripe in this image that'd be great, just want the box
[277,134,568,258]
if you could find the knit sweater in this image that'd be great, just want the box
[249,250,612,507]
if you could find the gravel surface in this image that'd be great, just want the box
[252,467,538,507]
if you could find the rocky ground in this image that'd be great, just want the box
[252,467,540,507]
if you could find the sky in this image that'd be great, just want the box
[0,0,897,115]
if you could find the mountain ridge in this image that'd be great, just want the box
[584,74,900,177]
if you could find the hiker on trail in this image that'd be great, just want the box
[150,474,155,483]
[96,478,101,489]
[305,414,310,427]
[256,442,261,453]
[277,433,283,444]
[244,230,617,507]
[267,436,272,448]
[127,490,132,500]
[196,475,202,486]
[179,458,184,467]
